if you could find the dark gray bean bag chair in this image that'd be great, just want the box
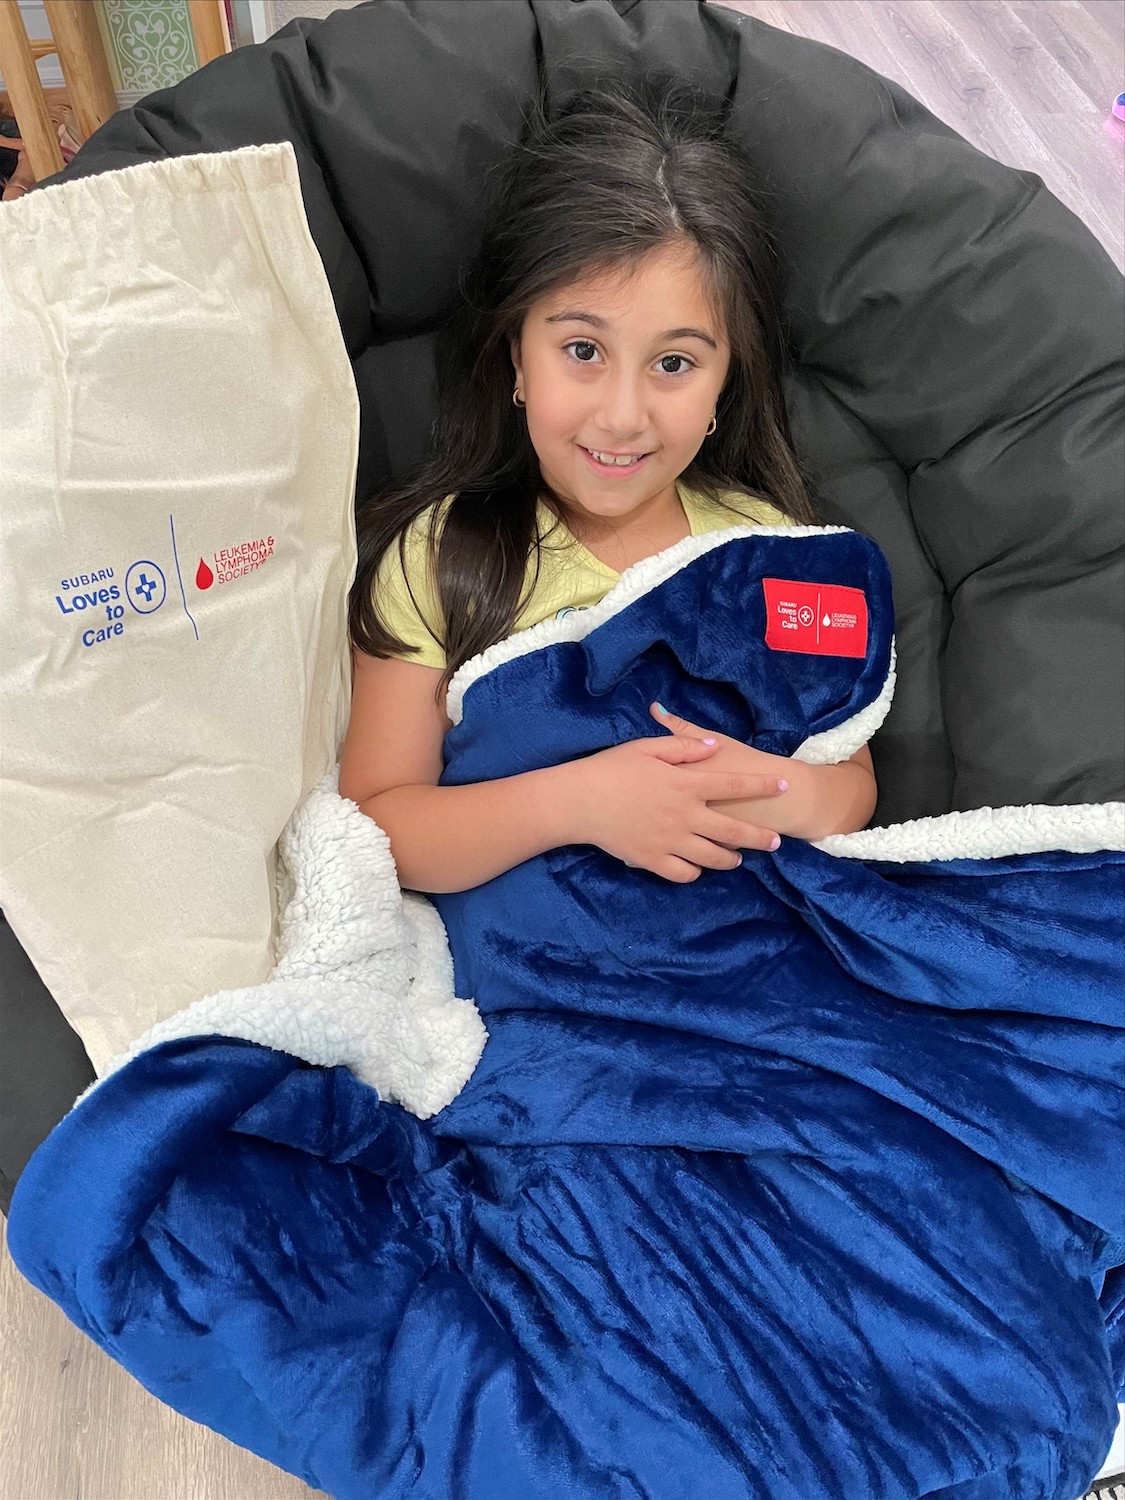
[1,0,1121,1234]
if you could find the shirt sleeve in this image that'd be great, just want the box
[369,512,448,669]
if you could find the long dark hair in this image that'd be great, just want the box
[349,73,820,693]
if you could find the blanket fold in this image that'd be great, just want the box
[88,771,487,1121]
[9,528,1124,1500]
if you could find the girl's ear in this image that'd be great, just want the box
[509,335,522,386]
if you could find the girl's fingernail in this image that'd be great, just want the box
[654,702,668,715]
[769,835,781,851]
[777,779,789,792]
[702,736,717,746]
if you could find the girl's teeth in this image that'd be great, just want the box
[590,450,642,466]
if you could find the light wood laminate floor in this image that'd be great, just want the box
[722,0,1124,269]
[2,4,1122,1497]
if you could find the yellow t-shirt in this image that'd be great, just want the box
[372,477,794,669]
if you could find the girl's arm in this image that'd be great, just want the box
[338,652,789,893]
[648,704,877,840]
[339,651,579,891]
[716,743,877,839]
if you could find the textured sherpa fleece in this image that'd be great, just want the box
[86,771,487,1119]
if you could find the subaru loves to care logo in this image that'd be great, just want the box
[54,563,168,647]
[50,516,276,660]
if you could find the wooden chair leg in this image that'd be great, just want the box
[0,1,64,181]
[1,0,229,194]
[187,0,232,69]
[43,0,118,145]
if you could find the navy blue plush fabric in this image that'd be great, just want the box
[9,533,1124,1498]
[8,0,1124,1220]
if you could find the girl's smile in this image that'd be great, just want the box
[578,444,655,477]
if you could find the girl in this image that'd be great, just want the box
[339,77,877,893]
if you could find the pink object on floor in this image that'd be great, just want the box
[1113,92,1125,122]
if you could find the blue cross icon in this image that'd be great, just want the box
[125,560,166,615]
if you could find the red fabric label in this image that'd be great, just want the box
[762,578,869,658]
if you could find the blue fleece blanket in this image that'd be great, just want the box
[9,529,1125,1500]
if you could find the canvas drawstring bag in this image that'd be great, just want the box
[0,142,358,1072]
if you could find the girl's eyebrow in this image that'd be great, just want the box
[544,310,718,350]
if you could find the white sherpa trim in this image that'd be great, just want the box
[446,524,852,725]
[79,775,487,1120]
[814,801,1125,863]
[792,640,897,764]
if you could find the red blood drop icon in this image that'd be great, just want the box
[195,557,214,590]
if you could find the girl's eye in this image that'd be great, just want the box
[657,354,694,376]
[562,341,695,377]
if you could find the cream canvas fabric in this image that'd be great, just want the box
[0,142,359,1073]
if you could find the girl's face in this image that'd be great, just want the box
[510,243,731,533]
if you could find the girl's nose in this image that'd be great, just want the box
[594,366,651,437]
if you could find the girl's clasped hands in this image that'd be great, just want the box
[572,705,786,884]
[567,701,873,884]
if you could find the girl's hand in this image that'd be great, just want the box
[571,733,788,883]
[649,703,779,774]
[648,702,877,841]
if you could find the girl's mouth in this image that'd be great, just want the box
[580,445,652,477]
